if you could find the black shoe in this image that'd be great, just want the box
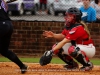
[63,62,79,70]
[20,64,28,74]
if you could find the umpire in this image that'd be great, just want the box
[0,0,28,74]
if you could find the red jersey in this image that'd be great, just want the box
[40,0,47,4]
[62,25,94,45]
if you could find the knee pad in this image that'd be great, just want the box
[68,46,90,66]
[68,46,80,57]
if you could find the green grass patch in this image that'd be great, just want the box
[0,57,100,65]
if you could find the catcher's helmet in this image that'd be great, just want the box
[65,7,82,27]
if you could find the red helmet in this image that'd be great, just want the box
[65,7,82,27]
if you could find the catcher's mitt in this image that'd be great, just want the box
[39,50,53,66]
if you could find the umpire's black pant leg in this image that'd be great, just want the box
[0,21,24,68]
[0,21,13,57]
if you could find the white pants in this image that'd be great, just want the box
[62,43,96,58]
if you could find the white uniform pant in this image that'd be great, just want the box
[62,43,96,58]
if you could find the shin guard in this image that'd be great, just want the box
[68,46,90,66]
[56,48,75,65]
[52,43,76,65]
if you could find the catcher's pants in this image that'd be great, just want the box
[62,43,96,58]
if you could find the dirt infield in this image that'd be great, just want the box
[0,62,100,75]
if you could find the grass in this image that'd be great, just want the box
[0,57,100,65]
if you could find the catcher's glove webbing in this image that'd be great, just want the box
[39,50,53,66]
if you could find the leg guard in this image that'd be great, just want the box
[52,43,79,69]
[68,46,90,66]
[52,43,74,65]
[57,48,74,65]
[52,43,79,70]
[57,48,79,69]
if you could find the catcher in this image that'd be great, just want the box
[39,7,96,71]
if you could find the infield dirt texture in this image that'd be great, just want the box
[0,62,100,75]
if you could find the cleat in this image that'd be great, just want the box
[80,62,93,71]
[20,64,28,74]
[63,62,79,70]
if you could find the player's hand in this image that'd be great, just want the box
[43,31,54,38]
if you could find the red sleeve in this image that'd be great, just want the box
[66,26,84,40]
[61,29,69,36]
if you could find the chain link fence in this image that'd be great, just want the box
[7,0,77,21]
[7,0,95,21]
